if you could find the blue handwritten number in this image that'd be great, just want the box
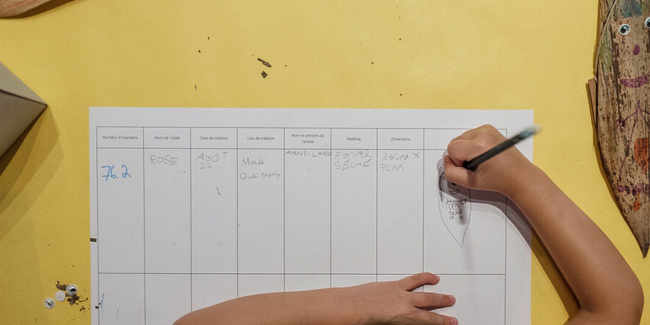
[101,166,116,182]
[121,165,131,179]
[101,164,131,182]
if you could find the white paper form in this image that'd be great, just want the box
[90,108,533,325]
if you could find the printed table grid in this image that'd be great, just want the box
[95,125,511,324]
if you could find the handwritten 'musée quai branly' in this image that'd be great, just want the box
[239,157,281,180]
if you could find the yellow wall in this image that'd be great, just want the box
[0,0,647,323]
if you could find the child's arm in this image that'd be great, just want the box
[174,272,458,325]
[443,125,644,324]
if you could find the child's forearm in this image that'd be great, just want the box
[175,288,354,325]
[175,273,457,325]
[508,165,644,324]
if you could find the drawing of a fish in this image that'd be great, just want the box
[438,160,471,247]
[590,0,650,256]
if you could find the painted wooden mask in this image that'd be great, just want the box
[594,0,650,256]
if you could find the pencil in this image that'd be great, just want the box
[463,125,540,171]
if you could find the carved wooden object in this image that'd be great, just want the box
[0,0,53,17]
[593,0,650,257]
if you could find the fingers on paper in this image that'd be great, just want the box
[411,310,458,325]
[443,155,470,186]
[446,139,486,165]
[409,292,456,309]
[452,126,482,142]
[398,273,440,291]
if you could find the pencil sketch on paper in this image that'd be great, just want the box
[437,160,471,247]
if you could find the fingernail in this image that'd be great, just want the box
[448,295,456,305]
[450,318,458,325]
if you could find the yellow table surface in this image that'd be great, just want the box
[0,0,648,323]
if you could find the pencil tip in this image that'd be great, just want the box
[521,125,541,137]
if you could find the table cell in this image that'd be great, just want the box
[144,128,191,148]
[424,129,469,150]
[145,274,191,324]
[145,149,191,273]
[377,129,423,149]
[331,275,376,288]
[238,275,284,297]
[97,274,145,325]
[423,151,506,274]
[97,127,143,148]
[191,128,237,148]
[284,129,330,149]
[238,149,284,273]
[424,128,507,150]
[424,275,505,325]
[238,128,284,149]
[285,275,331,291]
[331,129,376,149]
[377,149,424,274]
[331,149,376,274]
[97,149,144,273]
[285,150,331,274]
[191,149,238,273]
[191,275,238,311]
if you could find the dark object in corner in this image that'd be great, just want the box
[257,58,272,68]
[0,0,74,18]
